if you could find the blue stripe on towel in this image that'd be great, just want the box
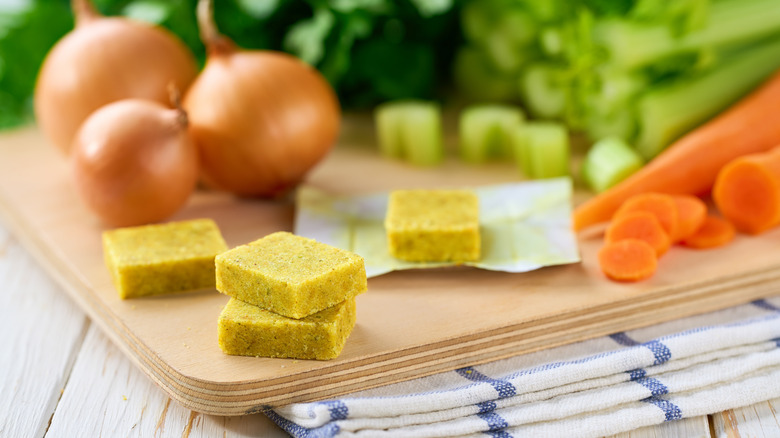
[773,337,780,348]
[609,332,672,365]
[264,409,341,438]
[635,377,669,397]
[456,367,515,437]
[483,429,513,438]
[477,400,497,413]
[321,400,349,421]
[609,332,639,346]
[644,340,672,365]
[628,368,669,396]
[477,411,510,431]
[456,367,517,398]
[753,299,780,312]
[642,397,683,421]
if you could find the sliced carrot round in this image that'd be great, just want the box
[614,192,680,240]
[713,157,780,235]
[598,239,658,282]
[680,215,736,249]
[671,194,707,241]
[605,211,671,257]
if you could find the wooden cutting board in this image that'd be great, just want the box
[2,120,780,416]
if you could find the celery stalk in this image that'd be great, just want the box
[581,70,646,141]
[459,105,524,163]
[483,29,533,74]
[594,0,780,71]
[584,109,636,144]
[635,36,780,159]
[453,47,517,102]
[374,101,443,166]
[461,0,493,44]
[519,63,568,119]
[581,137,643,193]
[514,121,570,179]
[495,9,537,48]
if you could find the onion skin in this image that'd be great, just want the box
[71,99,199,227]
[184,52,341,197]
[183,0,341,197]
[34,1,198,155]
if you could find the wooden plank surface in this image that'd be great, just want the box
[4,124,780,415]
[0,226,89,438]
[47,325,286,438]
[711,398,780,437]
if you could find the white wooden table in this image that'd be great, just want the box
[2,221,778,437]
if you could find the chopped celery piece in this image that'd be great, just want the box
[401,103,444,166]
[581,137,643,193]
[511,127,531,176]
[635,36,780,159]
[374,100,443,166]
[374,103,404,158]
[459,105,524,163]
[519,63,568,119]
[454,46,517,102]
[514,121,570,179]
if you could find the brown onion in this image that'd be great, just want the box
[34,0,198,155]
[183,0,341,197]
[71,99,199,227]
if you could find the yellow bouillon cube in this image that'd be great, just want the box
[215,232,366,319]
[385,189,481,262]
[218,297,356,360]
[103,219,228,299]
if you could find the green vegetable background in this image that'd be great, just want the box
[0,0,461,130]
[3,0,780,158]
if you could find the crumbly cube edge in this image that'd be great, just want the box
[103,219,228,299]
[215,232,367,319]
[218,297,356,360]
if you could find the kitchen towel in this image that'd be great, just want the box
[265,295,780,437]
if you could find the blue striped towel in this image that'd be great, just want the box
[265,296,780,437]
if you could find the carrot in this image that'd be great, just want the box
[598,239,657,282]
[574,69,780,231]
[713,145,780,234]
[605,211,671,257]
[679,215,736,249]
[613,193,679,240]
[671,195,707,241]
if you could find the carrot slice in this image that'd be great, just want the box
[672,194,707,241]
[598,239,658,282]
[605,211,671,257]
[574,69,780,231]
[613,193,680,241]
[713,146,780,234]
[680,216,736,249]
